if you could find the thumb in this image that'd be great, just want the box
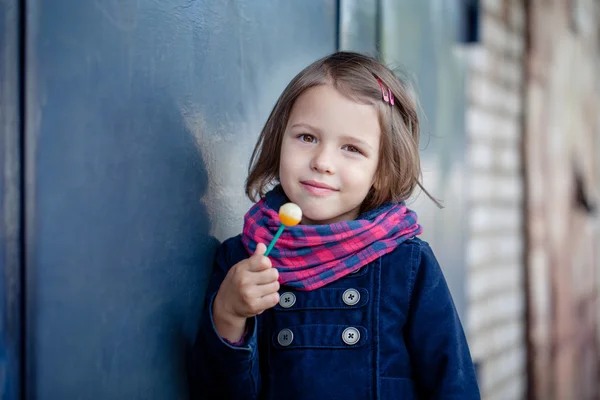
[248,242,271,272]
[253,242,267,258]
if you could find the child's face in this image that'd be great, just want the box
[279,84,381,225]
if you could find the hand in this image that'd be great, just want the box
[213,243,280,341]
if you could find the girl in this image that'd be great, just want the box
[189,52,480,399]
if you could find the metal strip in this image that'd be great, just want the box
[0,0,24,398]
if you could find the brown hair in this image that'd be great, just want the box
[245,51,441,213]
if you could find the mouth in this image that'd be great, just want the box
[300,180,338,196]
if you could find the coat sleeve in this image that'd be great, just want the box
[404,241,481,399]
[188,238,261,400]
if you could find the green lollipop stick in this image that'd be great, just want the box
[265,225,285,257]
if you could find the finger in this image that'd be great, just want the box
[261,280,280,296]
[254,268,279,284]
[248,256,271,272]
[256,292,280,311]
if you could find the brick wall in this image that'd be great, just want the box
[465,1,527,399]
[524,0,600,398]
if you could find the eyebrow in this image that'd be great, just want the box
[289,122,374,152]
[290,122,322,134]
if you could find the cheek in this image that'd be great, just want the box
[343,160,378,186]
[280,147,304,173]
[278,139,292,174]
[278,154,302,185]
[278,160,288,184]
[279,153,292,174]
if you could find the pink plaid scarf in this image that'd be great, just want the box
[241,186,422,291]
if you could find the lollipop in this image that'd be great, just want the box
[264,203,302,256]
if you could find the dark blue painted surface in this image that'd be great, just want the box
[25,0,335,398]
[0,1,23,399]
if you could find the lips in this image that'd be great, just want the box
[301,180,337,190]
[300,180,338,196]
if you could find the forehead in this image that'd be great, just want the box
[287,84,381,143]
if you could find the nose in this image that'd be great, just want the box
[310,146,334,174]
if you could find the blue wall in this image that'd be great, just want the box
[23,1,335,398]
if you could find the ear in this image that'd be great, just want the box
[371,175,379,190]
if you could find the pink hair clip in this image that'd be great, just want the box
[376,78,394,105]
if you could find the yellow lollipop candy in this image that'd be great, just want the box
[265,203,302,256]
[278,203,302,227]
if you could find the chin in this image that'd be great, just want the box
[303,207,355,225]
[301,210,337,225]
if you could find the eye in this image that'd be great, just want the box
[298,134,316,143]
[342,145,362,154]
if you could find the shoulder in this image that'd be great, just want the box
[384,236,438,270]
[383,237,442,297]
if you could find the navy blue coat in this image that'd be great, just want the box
[189,234,480,399]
